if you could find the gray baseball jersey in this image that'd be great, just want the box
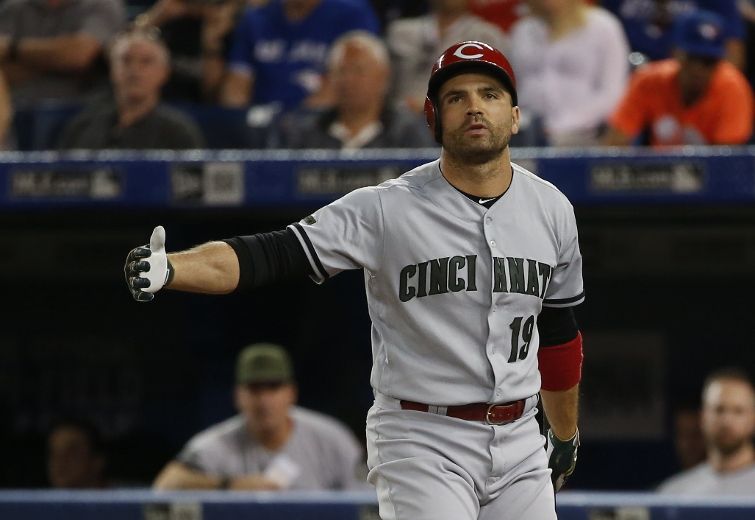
[657,462,755,495]
[176,407,365,490]
[290,159,584,405]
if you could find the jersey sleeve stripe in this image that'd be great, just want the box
[289,223,329,283]
[542,292,585,308]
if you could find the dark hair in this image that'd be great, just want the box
[47,417,106,456]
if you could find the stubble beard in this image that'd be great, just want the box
[443,123,511,166]
[710,432,749,457]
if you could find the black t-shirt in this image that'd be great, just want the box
[57,98,205,150]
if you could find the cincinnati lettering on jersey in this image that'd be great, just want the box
[398,256,552,302]
[492,257,552,298]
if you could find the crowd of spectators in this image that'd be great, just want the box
[0,0,754,150]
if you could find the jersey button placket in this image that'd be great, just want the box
[485,220,501,379]
[486,215,507,402]
[484,215,497,311]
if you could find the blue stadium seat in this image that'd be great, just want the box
[169,103,273,150]
[12,101,83,150]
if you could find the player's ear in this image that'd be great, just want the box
[511,106,521,135]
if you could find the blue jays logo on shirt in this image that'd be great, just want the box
[255,40,286,62]
[289,42,328,62]
[255,40,328,64]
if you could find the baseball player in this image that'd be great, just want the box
[125,40,584,520]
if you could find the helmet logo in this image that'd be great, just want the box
[453,43,485,60]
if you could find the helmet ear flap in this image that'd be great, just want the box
[424,96,442,144]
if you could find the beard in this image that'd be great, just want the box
[709,431,749,456]
[442,118,511,165]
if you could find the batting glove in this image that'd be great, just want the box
[546,428,579,492]
[124,225,174,302]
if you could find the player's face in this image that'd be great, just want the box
[676,52,718,101]
[701,379,755,456]
[437,72,519,164]
[236,382,297,436]
[330,43,389,113]
[110,38,169,102]
[673,409,706,469]
[47,427,103,488]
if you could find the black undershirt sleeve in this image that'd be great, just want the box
[223,228,313,292]
[538,307,579,347]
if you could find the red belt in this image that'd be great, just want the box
[400,398,526,425]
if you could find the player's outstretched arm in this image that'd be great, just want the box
[124,226,240,302]
[167,241,239,294]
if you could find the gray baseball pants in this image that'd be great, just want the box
[366,393,556,520]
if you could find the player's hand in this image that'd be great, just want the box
[124,226,173,302]
[546,428,579,492]
[227,474,282,491]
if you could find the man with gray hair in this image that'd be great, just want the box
[153,343,365,490]
[275,30,435,149]
[658,367,755,495]
[57,29,204,149]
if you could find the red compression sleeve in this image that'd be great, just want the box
[538,331,583,391]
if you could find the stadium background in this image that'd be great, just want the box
[0,147,753,496]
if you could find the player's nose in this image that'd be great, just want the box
[466,98,484,115]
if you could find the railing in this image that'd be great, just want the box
[0,146,754,210]
[1,490,754,519]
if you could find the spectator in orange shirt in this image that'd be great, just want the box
[603,10,753,147]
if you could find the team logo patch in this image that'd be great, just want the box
[303,215,317,225]
[453,42,485,60]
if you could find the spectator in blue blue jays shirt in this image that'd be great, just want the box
[602,0,746,70]
[218,0,380,113]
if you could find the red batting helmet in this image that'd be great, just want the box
[424,41,518,143]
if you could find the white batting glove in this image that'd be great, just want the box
[546,428,579,492]
[124,226,174,302]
